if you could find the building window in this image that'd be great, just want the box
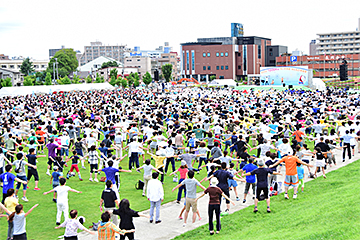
[191,50,195,71]
[225,52,228,57]
[186,51,189,71]
[238,65,241,69]
[258,45,261,59]
[221,66,224,70]
[238,53,241,57]
[219,76,224,79]
[225,65,228,70]
[216,66,219,70]
[9,65,14,69]
[208,66,211,70]
[203,53,206,57]
[1,65,6,68]
[216,53,219,57]
[203,66,206,70]
[207,53,210,57]
[220,52,224,57]
[269,52,273,56]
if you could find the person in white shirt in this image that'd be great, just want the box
[55,209,95,238]
[59,132,70,160]
[43,178,82,225]
[147,172,164,224]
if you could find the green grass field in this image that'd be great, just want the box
[0,146,211,240]
[175,159,360,240]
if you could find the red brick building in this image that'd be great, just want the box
[180,36,271,82]
[276,53,360,78]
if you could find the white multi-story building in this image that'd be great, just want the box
[0,57,49,73]
[316,18,360,55]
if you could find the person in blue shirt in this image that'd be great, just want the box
[50,166,62,203]
[297,162,305,192]
[240,158,258,203]
[0,165,27,204]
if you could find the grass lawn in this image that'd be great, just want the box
[0,147,210,240]
[175,159,360,240]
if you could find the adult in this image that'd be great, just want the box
[100,180,119,226]
[0,202,39,240]
[147,172,164,224]
[195,177,234,235]
[0,165,27,204]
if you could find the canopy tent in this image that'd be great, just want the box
[0,83,115,97]
[312,78,326,91]
[208,79,237,87]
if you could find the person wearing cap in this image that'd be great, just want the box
[195,177,235,235]
[243,159,281,213]
[169,160,189,203]
[50,165,62,203]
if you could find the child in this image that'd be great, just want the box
[227,163,241,201]
[65,151,83,181]
[50,166,62,203]
[136,159,162,197]
[297,162,305,192]
[313,147,327,179]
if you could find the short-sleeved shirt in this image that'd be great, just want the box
[242,163,258,183]
[181,178,200,198]
[13,160,26,177]
[178,167,188,179]
[101,167,119,184]
[46,143,59,158]
[204,186,223,205]
[113,207,140,230]
[213,169,233,190]
[97,222,120,240]
[5,196,18,212]
[297,166,304,179]
[0,172,16,193]
[26,154,37,170]
[279,155,301,176]
[52,171,61,184]
[142,164,154,176]
[251,167,273,188]
[179,154,196,167]
[101,188,118,208]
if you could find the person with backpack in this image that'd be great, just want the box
[0,165,27,204]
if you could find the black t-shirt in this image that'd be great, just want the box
[315,142,330,153]
[26,154,37,170]
[71,155,80,164]
[113,207,140,230]
[101,188,117,208]
[315,152,325,160]
[251,167,273,188]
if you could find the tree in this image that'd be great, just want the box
[127,75,134,87]
[23,76,35,86]
[95,73,105,83]
[134,79,140,87]
[72,74,80,84]
[20,58,35,76]
[161,64,173,82]
[127,72,140,87]
[1,77,12,87]
[44,72,52,85]
[121,78,128,88]
[210,75,216,81]
[85,75,93,83]
[101,61,119,69]
[62,76,72,85]
[109,68,118,79]
[47,48,78,78]
[109,75,117,86]
[142,72,152,86]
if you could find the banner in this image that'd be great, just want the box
[260,66,309,86]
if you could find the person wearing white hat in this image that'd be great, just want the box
[195,177,235,235]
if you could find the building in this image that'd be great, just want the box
[0,54,10,60]
[265,45,288,67]
[180,36,271,82]
[49,45,65,59]
[276,53,360,78]
[124,56,151,77]
[157,52,179,80]
[309,40,317,55]
[0,57,49,73]
[316,18,360,55]
[78,41,131,67]
[231,23,244,37]
[0,68,23,86]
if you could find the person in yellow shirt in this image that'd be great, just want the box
[4,188,18,240]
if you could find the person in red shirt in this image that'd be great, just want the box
[195,177,234,235]
[36,127,46,153]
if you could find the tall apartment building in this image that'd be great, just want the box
[316,18,360,55]
[309,40,317,55]
[0,54,10,60]
[78,41,131,66]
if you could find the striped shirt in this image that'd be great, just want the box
[97,222,120,240]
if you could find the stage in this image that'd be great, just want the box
[234,85,311,91]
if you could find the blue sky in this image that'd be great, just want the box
[1,0,359,59]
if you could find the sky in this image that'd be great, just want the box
[1,0,360,60]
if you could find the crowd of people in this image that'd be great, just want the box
[0,85,359,239]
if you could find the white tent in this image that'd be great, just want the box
[208,79,237,87]
[0,83,115,97]
[312,78,326,91]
